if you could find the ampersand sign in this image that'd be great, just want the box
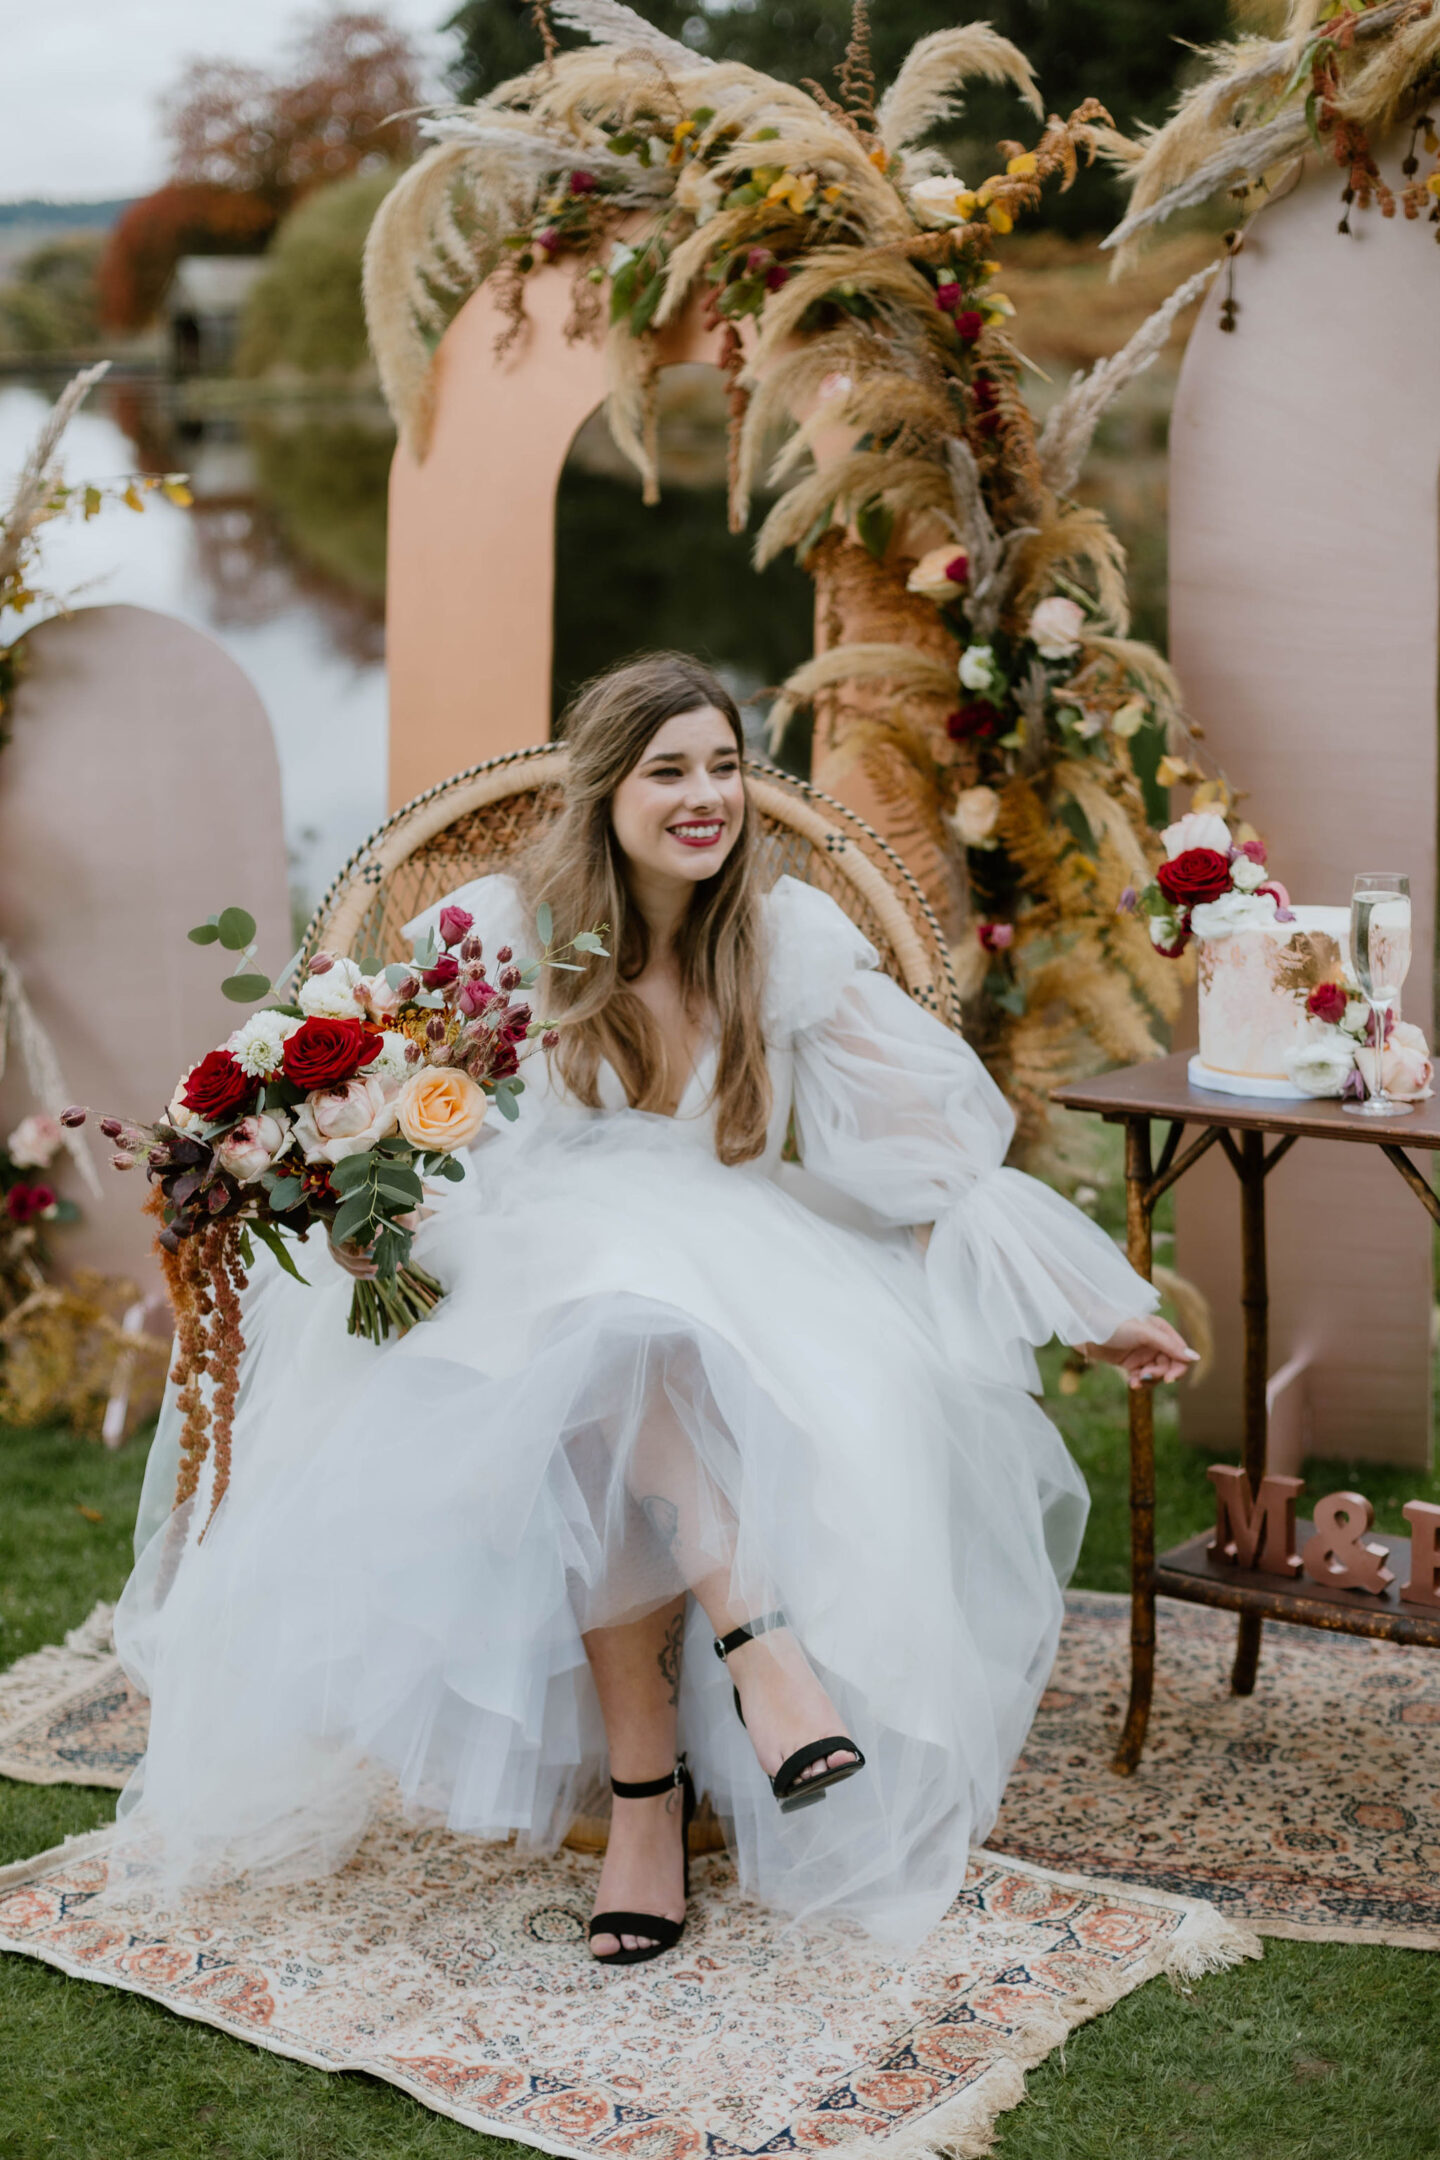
[1300,1491,1395,1595]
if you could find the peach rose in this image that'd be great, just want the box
[397,1066,488,1153]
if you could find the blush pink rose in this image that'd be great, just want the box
[293,1076,400,1164]
[214,1112,292,1182]
[1356,1021,1434,1103]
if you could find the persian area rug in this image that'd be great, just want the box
[0,1810,1252,2160]
[6,1589,1438,1951]
[989,1590,1440,1952]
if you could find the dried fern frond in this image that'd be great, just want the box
[876,26,1042,156]
[1053,759,1152,885]
[764,364,958,497]
[1036,261,1219,497]
[731,326,883,520]
[1077,634,1186,736]
[1338,14,1440,133]
[1010,506,1130,635]
[604,317,659,499]
[1028,947,1166,1066]
[766,638,958,744]
[751,246,948,371]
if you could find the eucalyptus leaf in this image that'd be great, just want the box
[437,1157,466,1182]
[535,900,554,946]
[187,922,221,946]
[572,931,608,954]
[251,1218,309,1284]
[329,1156,372,1193]
[269,1181,307,1212]
[221,972,272,1003]
[519,962,541,986]
[331,1195,376,1243]
[494,1088,520,1123]
[217,906,257,951]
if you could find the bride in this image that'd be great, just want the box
[113,650,1191,1963]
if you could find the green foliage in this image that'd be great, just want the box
[244,411,393,603]
[237,166,401,379]
[445,0,1233,232]
[0,235,103,357]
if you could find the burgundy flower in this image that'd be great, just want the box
[281,1017,382,1091]
[181,1048,257,1123]
[1153,926,1192,959]
[60,1106,87,1127]
[6,1183,55,1224]
[438,904,474,949]
[422,953,461,990]
[764,264,790,291]
[457,976,501,1020]
[488,1038,520,1081]
[946,701,1002,742]
[569,170,597,195]
[1306,981,1349,1026]
[956,309,984,341]
[502,1001,533,1042]
[935,281,961,310]
[1155,847,1232,910]
[746,247,772,275]
[1236,838,1267,865]
[977,922,1014,954]
[535,227,561,257]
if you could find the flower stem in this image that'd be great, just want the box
[345,1263,445,1344]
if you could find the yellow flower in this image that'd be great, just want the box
[1426,170,1440,197]
[1111,697,1148,739]
[672,118,696,142]
[982,259,1002,275]
[986,204,1014,235]
[1006,151,1039,179]
[984,292,1015,319]
[766,170,817,213]
[868,145,889,171]
[1155,754,1198,790]
[822,184,843,202]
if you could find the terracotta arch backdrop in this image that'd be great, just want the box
[1167,147,1439,1471]
[384,262,902,856]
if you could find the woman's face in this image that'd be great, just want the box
[609,706,746,891]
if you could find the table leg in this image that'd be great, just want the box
[1232,1127,1268,1697]
[1113,1115,1155,1775]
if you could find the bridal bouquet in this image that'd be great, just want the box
[71,897,605,1344]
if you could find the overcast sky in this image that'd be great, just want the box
[3,1,461,202]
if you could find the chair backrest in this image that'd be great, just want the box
[301,747,962,1027]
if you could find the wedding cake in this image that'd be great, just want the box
[1134,808,1431,1104]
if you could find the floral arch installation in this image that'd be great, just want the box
[365,0,1228,1143]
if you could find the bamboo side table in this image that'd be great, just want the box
[1052,1051,1440,1774]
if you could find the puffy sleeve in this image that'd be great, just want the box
[787,899,1157,1392]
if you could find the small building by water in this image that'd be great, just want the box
[165,256,266,376]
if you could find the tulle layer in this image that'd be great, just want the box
[113,1117,1090,1945]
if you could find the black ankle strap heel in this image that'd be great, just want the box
[588,1756,696,1967]
[713,1614,866,1815]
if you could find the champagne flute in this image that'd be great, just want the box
[1343,873,1413,1119]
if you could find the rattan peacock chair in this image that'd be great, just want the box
[301,745,961,1023]
[300,746,960,1856]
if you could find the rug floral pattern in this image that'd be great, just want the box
[4,1590,1437,1948]
[0,1809,1239,2160]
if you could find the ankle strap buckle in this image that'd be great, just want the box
[712,1610,787,1663]
[610,1753,688,1801]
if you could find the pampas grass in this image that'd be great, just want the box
[549,0,709,71]
[875,25,1042,157]
[1037,262,1219,496]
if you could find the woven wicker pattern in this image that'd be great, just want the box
[301,749,961,1027]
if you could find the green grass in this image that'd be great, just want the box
[2,1407,1438,2159]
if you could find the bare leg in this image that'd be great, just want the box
[583,1595,688,1958]
[628,1400,859,1792]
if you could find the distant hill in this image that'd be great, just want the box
[0,199,133,229]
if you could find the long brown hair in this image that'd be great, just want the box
[517,652,772,1165]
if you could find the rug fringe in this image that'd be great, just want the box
[1164,1898,1264,1978]
[0,1602,116,1730]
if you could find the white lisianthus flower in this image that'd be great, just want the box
[367,1030,414,1084]
[1189,890,1279,940]
[214,1112,293,1183]
[1340,997,1370,1039]
[906,544,970,604]
[1148,914,1185,952]
[298,955,366,1019]
[908,174,975,228]
[6,1113,64,1169]
[227,1008,301,1077]
[1027,595,1086,660]
[1228,853,1267,893]
[1161,809,1232,860]
[1285,1033,1357,1098]
[166,1065,201,1134]
[958,643,997,692]
[950,785,1001,849]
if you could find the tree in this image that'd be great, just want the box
[238,167,400,377]
[166,11,422,207]
[98,8,423,332]
[445,0,1232,231]
[0,236,104,355]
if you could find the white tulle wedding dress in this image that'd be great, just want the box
[111,873,1155,1946]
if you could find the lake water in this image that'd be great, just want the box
[0,371,814,930]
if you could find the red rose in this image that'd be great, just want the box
[181,1048,257,1123]
[422,954,460,991]
[1307,981,1349,1026]
[1155,847,1232,910]
[6,1183,55,1224]
[956,309,984,341]
[935,281,961,311]
[947,701,1002,742]
[282,1016,382,1090]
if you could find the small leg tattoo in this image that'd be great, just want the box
[657,1611,684,1707]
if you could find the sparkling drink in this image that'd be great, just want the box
[1344,875,1413,1119]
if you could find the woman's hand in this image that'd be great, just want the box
[329,1235,378,1281]
[1084,1315,1197,1389]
